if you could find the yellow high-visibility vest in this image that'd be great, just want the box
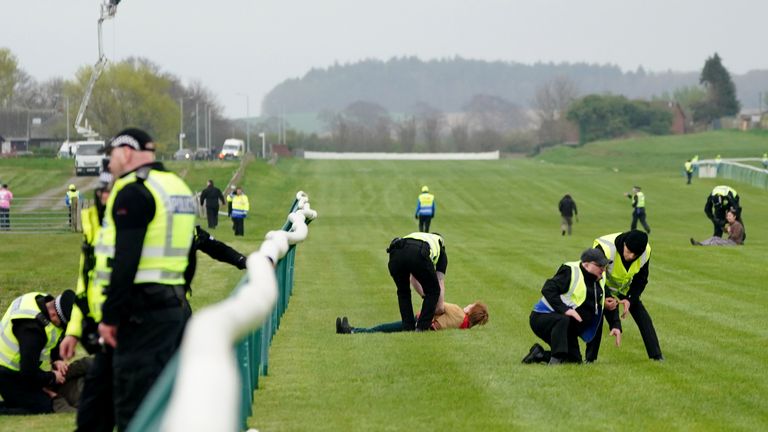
[403,232,444,265]
[593,233,651,297]
[0,293,62,371]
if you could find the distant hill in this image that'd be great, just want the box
[261,57,768,118]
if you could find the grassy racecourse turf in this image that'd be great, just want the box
[0,129,766,431]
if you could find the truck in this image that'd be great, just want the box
[218,139,245,160]
[75,141,106,176]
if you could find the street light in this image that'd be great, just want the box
[236,93,250,154]
[258,132,266,159]
[178,98,185,151]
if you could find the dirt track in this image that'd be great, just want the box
[21,176,101,211]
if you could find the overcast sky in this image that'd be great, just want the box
[2,0,766,117]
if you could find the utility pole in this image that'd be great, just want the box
[195,102,200,150]
[179,98,184,151]
[66,97,70,142]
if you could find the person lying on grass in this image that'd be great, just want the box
[335,302,488,334]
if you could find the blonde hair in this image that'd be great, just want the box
[467,302,489,328]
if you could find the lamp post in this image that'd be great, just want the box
[258,132,266,159]
[178,98,184,151]
[236,93,250,154]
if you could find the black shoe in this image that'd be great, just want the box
[522,343,545,364]
[650,355,665,362]
[561,230,566,236]
[340,317,353,334]
[548,356,565,365]
[690,238,697,245]
[335,317,343,334]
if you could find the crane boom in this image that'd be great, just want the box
[74,0,121,138]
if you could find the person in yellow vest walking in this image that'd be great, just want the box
[230,186,250,236]
[624,186,650,234]
[65,184,82,229]
[586,230,663,361]
[684,159,694,185]
[522,248,621,365]
[94,128,196,431]
[386,232,447,331]
[415,185,436,233]
[0,290,76,414]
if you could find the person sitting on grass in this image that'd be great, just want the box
[336,302,489,334]
[691,209,744,246]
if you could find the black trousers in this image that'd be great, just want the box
[631,208,651,233]
[387,239,440,331]
[112,304,187,432]
[585,297,662,361]
[418,215,432,233]
[233,218,244,236]
[530,312,583,362]
[0,366,53,414]
[205,206,219,228]
[76,349,115,432]
[686,172,692,184]
[0,208,10,230]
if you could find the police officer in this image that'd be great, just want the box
[0,290,75,414]
[414,185,436,233]
[523,248,621,365]
[61,179,247,431]
[705,185,742,238]
[586,230,663,361]
[230,186,249,236]
[386,232,447,331]
[684,159,694,185]
[625,186,650,234]
[94,128,196,431]
[65,184,82,229]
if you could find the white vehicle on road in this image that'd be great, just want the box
[218,139,245,160]
[75,141,106,176]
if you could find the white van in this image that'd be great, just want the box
[74,141,106,176]
[58,141,78,159]
[218,139,245,160]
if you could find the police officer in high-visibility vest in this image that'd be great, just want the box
[386,232,447,331]
[0,290,75,414]
[625,185,650,234]
[94,128,196,431]
[230,186,250,236]
[522,248,621,365]
[415,185,436,233]
[705,185,742,238]
[65,184,82,228]
[684,159,694,185]
[586,230,663,361]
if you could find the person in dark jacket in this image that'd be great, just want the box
[587,230,662,361]
[199,180,226,229]
[558,194,578,236]
[522,249,622,365]
[0,290,76,414]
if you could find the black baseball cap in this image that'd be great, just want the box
[580,248,611,266]
[102,128,156,154]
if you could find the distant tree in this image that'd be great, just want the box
[63,58,180,149]
[413,102,444,152]
[534,77,579,145]
[395,115,417,152]
[0,48,22,107]
[342,100,392,151]
[463,94,527,133]
[450,123,470,152]
[692,53,740,124]
[566,94,671,143]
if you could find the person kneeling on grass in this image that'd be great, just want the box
[336,302,488,334]
[522,248,622,365]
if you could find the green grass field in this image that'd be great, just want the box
[1,130,767,431]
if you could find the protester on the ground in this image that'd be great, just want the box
[336,302,488,334]
[691,209,744,246]
[704,185,742,238]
